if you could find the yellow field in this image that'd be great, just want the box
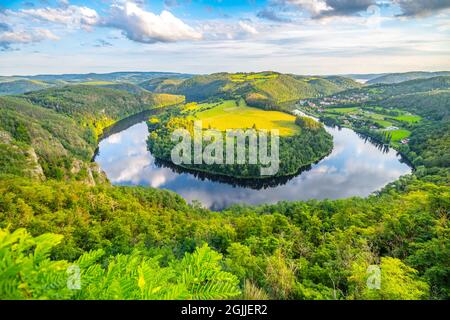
[230,73,279,82]
[192,100,300,136]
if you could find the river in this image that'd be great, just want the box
[94,111,412,210]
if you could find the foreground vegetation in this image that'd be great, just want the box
[0,176,447,299]
[0,72,448,300]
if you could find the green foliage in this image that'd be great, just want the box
[0,228,240,300]
[295,116,323,130]
[0,79,52,96]
[0,176,448,300]
[0,72,448,301]
[349,257,429,300]
[0,96,97,180]
[23,85,183,135]
[0,228,73,299]
[312,77,450,184]
[154,72,360,104]
[367,71,450,85]
[139,77,186,92]
[344,76,450,101]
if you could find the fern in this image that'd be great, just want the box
[0,228,241,300]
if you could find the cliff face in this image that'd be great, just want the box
[25,147,45,181]
[70,159,108,186]
[0,130,44,180]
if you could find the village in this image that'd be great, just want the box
[292,93,421,147]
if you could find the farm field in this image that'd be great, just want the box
[192,99,300,136]
[230,72,279,82]
[327,107,360,113]
[322,105,422,130]
[390,114,422,123]
[374,120,393,128]
[389,129,411,141]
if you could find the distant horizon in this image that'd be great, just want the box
[2,69,450,78]
[1,1,449,76]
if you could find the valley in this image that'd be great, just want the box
[0,71,448,300]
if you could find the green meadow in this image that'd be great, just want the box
[390,129,411,141]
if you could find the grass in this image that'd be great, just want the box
[374,119,393,128]
[390,129,411,141]
[391,115,422,123]
[152,93,185,107]
[230,73,278,82]
[192,100,300,136]
[362,112,392,128]
[327,107,359,113]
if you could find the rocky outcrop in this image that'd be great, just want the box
[70,159,108,186]
[25,147,45,181]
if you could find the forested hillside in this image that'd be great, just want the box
[0,85,183,181]
[340,76,450,100]
[0,80,53,95]
[22,85,184,134]
[0,96,97,180]
[368,71,450,84]
[150,72,361,104]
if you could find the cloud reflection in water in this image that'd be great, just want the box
[95,122,412,210]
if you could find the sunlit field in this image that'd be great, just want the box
[192,100,300,136]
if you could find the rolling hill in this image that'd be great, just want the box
[0,96,97,180]
[139,77,186,92]
[22,85,185,134]
[7,71,192,84]
[367,71,450,85]
[0,84,184,181]
[149,72,361,107]
[0,79,53,95]
[336,76,450,101]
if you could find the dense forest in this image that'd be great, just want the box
[149,72,361,103]
[0,73,448,300]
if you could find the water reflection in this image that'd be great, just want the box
[95,121,412,210]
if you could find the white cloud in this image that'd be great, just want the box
[20,5,99,29]
[239,21,258,35]
[285,0,331,15]
[0,29,59,50]
[103,2,202,43]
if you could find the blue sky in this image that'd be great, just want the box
[0,0,449,75]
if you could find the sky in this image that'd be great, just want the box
[0,0,449,76]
